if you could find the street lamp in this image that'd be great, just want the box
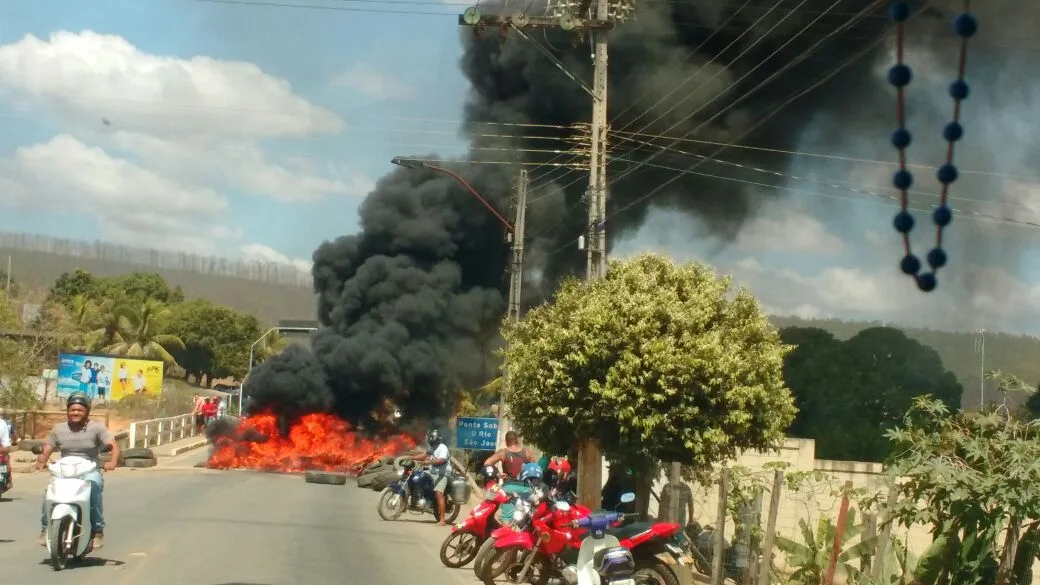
[239,326,318,416]
[391,157,514,232]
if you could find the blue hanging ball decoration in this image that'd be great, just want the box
[893,169,913,190]
[887,64,913,87]
[953,13,978,37]
[942,122,963,142]
[891,128,912,149]
[950,79,970,100]
[900,254,921,275]
[916,272,938,292]
[888,1,911,22]
[893,211,915,234]
[933,205,953,227]
[937,163,959,184]
[926,247,948,269]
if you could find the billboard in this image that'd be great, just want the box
[56,353,164,402]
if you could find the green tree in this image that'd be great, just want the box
[103,299,186,364]
[885,396,1040,585]
[100,272,184,305]
[47,268,101,307]
[168,299,266,381]
[0,268,19,297]
[780,326,962,462]
[501,254,796,505]
[0,290,80,407]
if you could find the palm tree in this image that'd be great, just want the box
[85,297,132,351]
[103,300,186,365]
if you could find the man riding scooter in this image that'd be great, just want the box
[35,393,120,549]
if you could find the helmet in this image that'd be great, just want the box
[66,392,91,412]
[427,429,441,446]
[519,462,543,483]
[481,464,500,485]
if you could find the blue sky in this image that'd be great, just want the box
[1,0,1040,335]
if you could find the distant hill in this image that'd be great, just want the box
[1,234,315,323]
[769,316,1040,409]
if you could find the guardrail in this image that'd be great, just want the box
[128,413,199,449]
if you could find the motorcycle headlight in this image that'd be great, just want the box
[512,509,526,523]
[397,468,404,477]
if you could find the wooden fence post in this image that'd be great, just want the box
[711,469,729,585]
[757,469,784,585]
[822,481,854,585]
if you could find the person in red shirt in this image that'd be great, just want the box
[201,398,218,425]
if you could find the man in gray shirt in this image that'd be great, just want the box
[36,392,120,550]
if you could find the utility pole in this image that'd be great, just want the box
[498,169,529,450]
[974,325,986,409]
[4,255,10,293]
[458,0,631,509]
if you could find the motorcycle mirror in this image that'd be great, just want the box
[620,492,636,504]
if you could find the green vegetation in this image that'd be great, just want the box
[779,326,963,462]
[0,268,285,411]
[501,253,796,483]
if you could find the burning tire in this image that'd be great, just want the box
[377,487,407,520]
[304,471,348,485]
[123,457,157,468]
[122,448,155,460]
[440,530,481,568]
[357,468,398,490]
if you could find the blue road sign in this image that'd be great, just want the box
[456,417,499,450]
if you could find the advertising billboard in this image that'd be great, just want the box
[56,353,164,402]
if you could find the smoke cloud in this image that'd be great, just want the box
[250,0,1039,420]
[242,345,334,423]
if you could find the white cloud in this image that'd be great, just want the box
[0,30,344,138]
[240,243,312,273]
[0,134,231,255]
[110,131,374,202]
[332,63,413,100]
[735,209,846,254]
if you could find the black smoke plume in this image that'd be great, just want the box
[254,0,1035,422]
[241,345,334,426]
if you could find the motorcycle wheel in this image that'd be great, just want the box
[440,530,481,568]
[49,517,72,571]
[634,558,680,585]
[473,535,497,580]
[377,488,407,521]
[482,546,551,585]
[442,498,462,524]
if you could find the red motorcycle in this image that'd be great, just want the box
[483,493,688,585]
[439,482,513,568]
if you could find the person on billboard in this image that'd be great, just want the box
[117,362,129,394]
[35,392,120,550]
[133,369,146,394]
[87,361,99,399]
[79,359,93,395]
[96,365,110,404]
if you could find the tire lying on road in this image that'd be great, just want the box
[123,457,157,469]
[304,471,348,486]
[357,468,399,490]
[122,448,156,460]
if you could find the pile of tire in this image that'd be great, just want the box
[304,470,348,485]
[119,448,157,469]
[355,455,409,491]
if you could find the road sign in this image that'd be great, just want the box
[456,417,499,450]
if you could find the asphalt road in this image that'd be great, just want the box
[0,448,475,585]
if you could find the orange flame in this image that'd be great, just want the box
[206,412,417,474]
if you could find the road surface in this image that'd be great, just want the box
[0,448,475,585]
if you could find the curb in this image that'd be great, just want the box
[167,439,210,457]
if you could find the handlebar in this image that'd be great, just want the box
[572,512,640,530]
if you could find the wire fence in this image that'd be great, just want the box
[655,464,1040,585]
[0,231,311,287]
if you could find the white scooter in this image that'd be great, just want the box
[571,492,641,585]
[44,455,101,570]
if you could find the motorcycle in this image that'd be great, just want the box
[0,452,10,499]
[440,481,512,568]
[685,521,743,584]
[44,455,101,570]
[472,486,546,580]
[377,459,463,524]
[573,510,641,585]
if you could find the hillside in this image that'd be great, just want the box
[769,316,1040,409]
[1,247,316,323]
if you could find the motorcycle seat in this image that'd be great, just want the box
[605,521,654,541]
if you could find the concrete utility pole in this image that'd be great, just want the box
[498,169,529,450]
[458,0,631,508]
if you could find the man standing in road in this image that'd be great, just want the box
[36,393,120,550]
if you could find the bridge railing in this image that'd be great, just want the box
[128,413,198,449]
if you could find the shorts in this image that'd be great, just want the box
[194,414,205,426]
[433,474,449,493]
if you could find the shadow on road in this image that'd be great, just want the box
[37,557,126,567]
